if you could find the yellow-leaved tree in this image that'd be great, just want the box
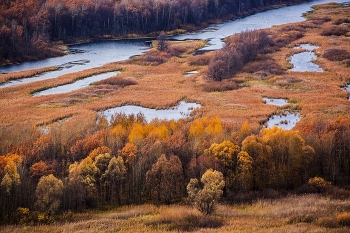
[35,174,63,215]
[187,169,225,215]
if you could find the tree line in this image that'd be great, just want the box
[1,113,350,223]
[0,0,307,63]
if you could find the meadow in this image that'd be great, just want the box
[0,2,350,232]
[2,194,350,232]
[0,3,349,132]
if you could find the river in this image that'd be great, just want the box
[0,0,345,88]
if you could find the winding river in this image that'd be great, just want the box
[0,0,345,88]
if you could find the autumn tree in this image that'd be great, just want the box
[156,31,169,51]
[35,174,63,215]
[187,169,225,215]
[236,151,253,192]
[102,156,127,204]
[29,160,54,181]
[241,135,273,189]
[261,127,314,189]
[146,154,184,204]
[205,140,240,171]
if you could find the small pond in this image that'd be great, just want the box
[346,84,350,100]
[101,101,201,123]
[33,71,120,96]
[289,44,323,72]
[184,71,199,77]
[0,39,149,88]
[263,97,301,130]
[262,97,288,106]
[265,112,301,130]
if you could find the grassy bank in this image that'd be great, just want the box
[2,194,350,232]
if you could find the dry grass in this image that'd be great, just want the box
[322,48,350,61]
[202,80,239,92]
[0,66,58,84]
[2,194,350,232]
[0,2,350,133]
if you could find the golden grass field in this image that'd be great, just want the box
[0,3,350,231]
[0,3,349,133]
[2,194,350,232]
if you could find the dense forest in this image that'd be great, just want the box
[0,0,307,63]
[1,112,350,223]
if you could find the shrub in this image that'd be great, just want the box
[317,217,338,228]
[321,26,348,36]
[333,17,350,25]
[95,77,137,87]
[206,30,273,81]
[187,169,225,215]
[202,80,238,92]
[243,57,285,75]
[308,177,330,192]
[146,206,224,231]
[188,53,212,66]
[287,215,316,224]
[336,212,350,226]
[309,16,332,24]
[323,48,350,61]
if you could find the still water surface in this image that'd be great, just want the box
[0,0,344,82]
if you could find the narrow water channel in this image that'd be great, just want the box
[102,101,201,123]
[289,44,323,72]
[33,71,120,96]
[263,97,301,130]
[0,0,344,89]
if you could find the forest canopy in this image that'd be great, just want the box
[0,0,307,63]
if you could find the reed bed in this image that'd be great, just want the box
[0,2,349,132]
[0,66,58,84]
[2,194,350,232]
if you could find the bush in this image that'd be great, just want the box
[333,17,350,25]
[323,48,350,61]
[202,80,238,92]
[309,16,332,24]
[95,77,137,87]
[146,207,224,231]
[308,177,330,192]
[336,212,350,226]
[206,30,273,81]
[242,57,285,75]
[188,53,212,66]
[321,26,348,36]
[317,217,338,228]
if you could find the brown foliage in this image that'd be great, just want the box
[206,30,273,81]
[188,53,212,66]
[321,26,349,36]
[201,80,239,92]
[94,77,137,87]
[333,17,350,25]
[322,48,350,61]
[29,161,54,181]
[70,130,108,161]
[242,56,285,75]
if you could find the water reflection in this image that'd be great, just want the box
[263,97,301,130]
[33,71,120,96]
[184,71,199,77]
[101,101,201,123]
[266,112,301,130]
[263,97,288,106]
[289,44,323,72]
[0,39,149,88]
[173,0,345,50]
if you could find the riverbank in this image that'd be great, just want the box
[2,194,350,232]
[0,0,311,67]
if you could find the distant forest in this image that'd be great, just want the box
[0,0,307,63]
